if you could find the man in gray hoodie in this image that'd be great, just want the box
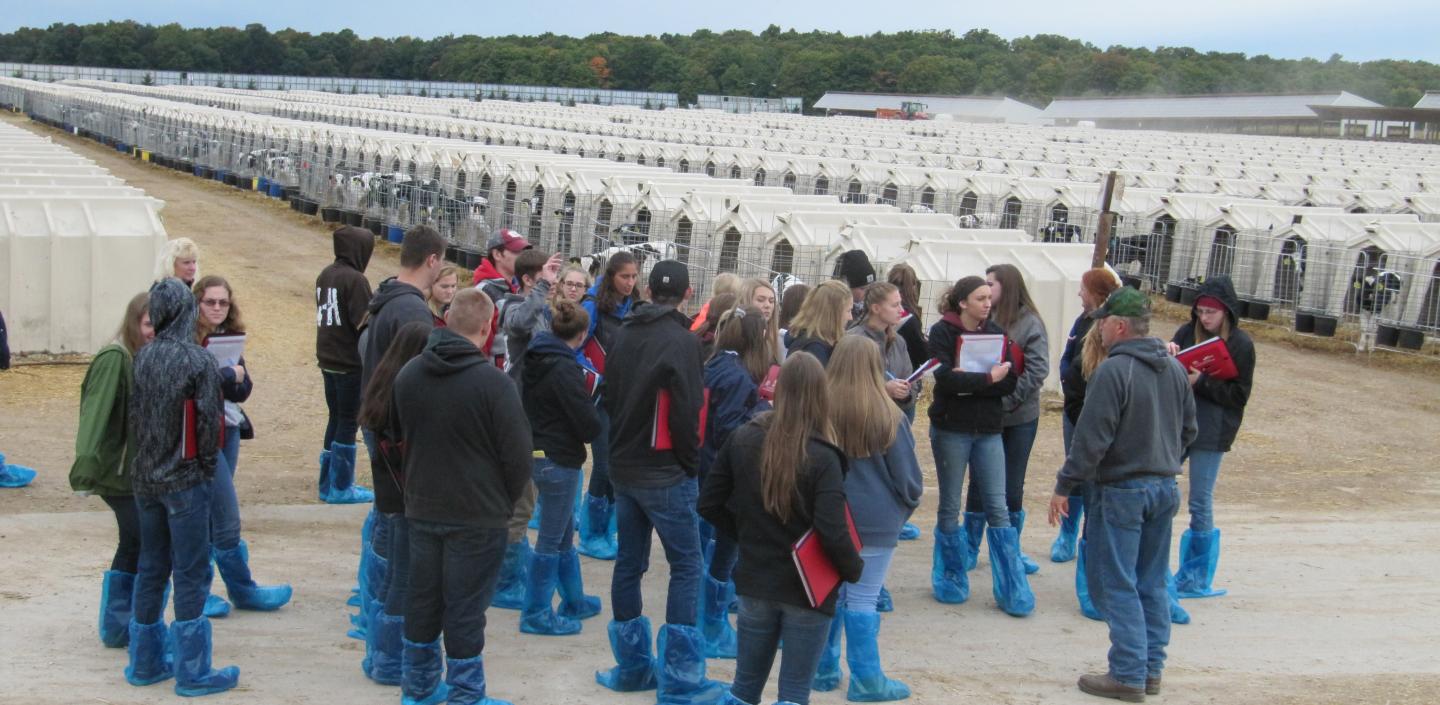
[1049,287,1196,703]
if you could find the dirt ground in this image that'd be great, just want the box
[2,113,1439,704]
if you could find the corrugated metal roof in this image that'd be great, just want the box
[1041,92,1382,120]
[1416,92,1440,109]
[814,92,1043,123]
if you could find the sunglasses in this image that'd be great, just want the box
[201,299,231,308]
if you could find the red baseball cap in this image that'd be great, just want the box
[486,228,532,253]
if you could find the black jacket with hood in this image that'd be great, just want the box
[522,332,602,468]
[926,314,1019,435]
[315,226,374,373]
[604,302,704,488]
[1170,276,1256,453]
[129,279,224,497]
[360,277,436,393]
[394,327,533,528]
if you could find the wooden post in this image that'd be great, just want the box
[1092,170,1119,269]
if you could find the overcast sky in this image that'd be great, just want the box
[6,0,1438,63]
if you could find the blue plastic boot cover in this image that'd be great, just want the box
[100,571,137,648]
[843,610,911,702]
[125,619,175,686]
[875,585,894,613]
[1010,511,1041,575]
[897,522,920,541]
[401,637,450,705]
[656,623,729,705]
[368,611,405,684]
[324,442,374,504]
[318,447,332,501]
[520,552,581,635]
[700,575,738,658]
[1050,494,1083,563]
[492,537,531,610]
[1075,539,1102,621]
[1167,571,1191,625]
[171,617,240,697]
[350,543,388,640]
[447,654,513,705]
[986,527,1036,617]
[556,548,602,620]
[203,571,231,620]
[1176,529,1228,599]
[930,527,970,604]
[0,452,37,487]
[595,616,659,692]
[212,541,293,611]
[578,493,618,560]
[961,512,987,571]
[528,491,543,530]
[811,608,844,691]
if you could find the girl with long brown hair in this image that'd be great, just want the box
[785,280,853,366]
[886,263,930,370]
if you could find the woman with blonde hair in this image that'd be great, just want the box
[157,237,201,286]
[785,280,852,366]
[690,272,742,333]
[426,265,461,317]
[551,265,592,305]
[738,277,782,363]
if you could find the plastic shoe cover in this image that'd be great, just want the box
[492,537,531,610]
[1010,511,1041,575]
[556,548,602,620]
[897,522,920,541]
[323,442,374,504]
[350,509,374,607]
[656,623,729,705]
[700,575,738,658]
[595,616,658,692]
[1176,529,1228,599]
[350,542,387,640]
[446,654,513,705]
[843,611,911,702]
[930,527,970,604]
[203,593,231,619]
[578,493,618,560]
[812,608,844,691]
[1075,539,1102,621]
[125,619,175,686]
[875,586,893,613]
[0,452,37,488]
[520,552,581,635]
[1167,571,1191,625]
[402,637,450,705]
[317,448,332,501]
[213,541,293,610]
[528,492,543,530]
[1050,495,1084,563]
[961,512,986,571]
[368,612,404,685]
[100,570,136,648]
[170,617,240,697]
[986,527,1036,617]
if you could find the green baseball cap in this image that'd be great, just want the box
[1090,287,1150,319]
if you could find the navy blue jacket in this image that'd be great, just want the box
[700,352,769,481]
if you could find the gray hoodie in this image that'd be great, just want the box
[1000,307,1049,427]
[846,322,916,406]
[1054,336,1197,496]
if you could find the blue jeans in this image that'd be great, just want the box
[929,427,1009,531]
[221,425,240,476]
[322,369,362,450]
[611,477,702,625]
[382,513,409,617]
[533,458,580,554]
[1186,450,1225,533]
[587,407,614,500]
[404,519,507,660]
[209,431,242,551]
[966,418,1039,513]
[1083,477,1181,688]
[730,595,833,705]
[134,482,214,623]
[844,546,895,615]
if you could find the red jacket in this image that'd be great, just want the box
[471,258,517,359]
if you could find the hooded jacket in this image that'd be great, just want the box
[926,314,1019,435]
[581,276,635,356]
[847,322,917,406]
[1170,276,1256,453]
[394,327,533,528]
[843,415,924,549]
[522,332,602,468]
[1060,313,1096,425]
[502,278,553,387]
[472,257,518,363]
[1054,336,1198,496]
[998,307,1049,427]
[604,302,703,488]
[360,277,436,393]
[129,279,223,497]
[70,343,136,497]
[699,351,769,481]
[896,306,930,369]
[315,226,374,373]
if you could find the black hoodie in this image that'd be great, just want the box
[604,302,704,488]
[315,226,374,373]
[360,277,436,393]
[129,279,224,497]
[394,327,533,528]
[926,314,1019,435]
[1170,276,1256,453]
[522,332,602,468]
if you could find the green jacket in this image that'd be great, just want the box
[68,343,135,496]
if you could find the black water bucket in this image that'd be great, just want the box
[1295,311,1317,333]
[1375,323,1401,347]
[302,200,320,216]
[1313,315,1339,337]
[321,207,340,223]
[1396,327,1425,350]
[1164,283,1183,302]
[1179,287,1199,306]
[445,245,459,263]
[1244,300,1271,321]
[343,211,364,227]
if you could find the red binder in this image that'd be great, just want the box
[181,399,223,461]
[582,337,607,375]
[757,364,781,402]
[792,504,862,608]
[954,334,1023,376]
[1175,337,1238,381]
[582,367,602,397]
[652,388,709,451]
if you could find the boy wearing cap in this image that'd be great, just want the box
[1048,288,1197,702]
[596,260,726,704]
[835,249,877,321]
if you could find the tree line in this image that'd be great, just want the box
[1,21,1436,110]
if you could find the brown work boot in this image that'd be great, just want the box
[1078,673,1146,702]
[1146,675,1161,695]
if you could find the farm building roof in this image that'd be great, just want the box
[1415,92,1440,109]
[1040,92,1382,121]
[814,92,1044,123]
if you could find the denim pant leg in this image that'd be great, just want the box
[775,602,834,705]
[1138,479,1180,678]
[587,407,614,500]
[322,370,339,450]
[404,519,444,645]
[730,596,783,705]
[383,514,410,617]
[845,546,896,615]
[103,494,142,573]
[534,459,581,554]
[1000,419,1039,512]
[647,478,703,626]
[929,427,971,532]
[610,484,653,623]
[209,450,242,551]
[133,495,173,624]
[331,370,362,448]
[440,525,508,659]
[1086,480,1151,689]
[708,534,738,582]
[970,433,1010,527]
[221,426,240,477]
[1186,450,1226,533]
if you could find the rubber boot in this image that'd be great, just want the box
[520,552,582,635]
[447,654,513,705]
[492,536,531,611]
[986,526,1036,617]
[1176,528,1228,599]
[1050,495,1083,563]
[125,619,174,686]
[875,586,893,613]
[1075,538,1102,621]
[897,522,920,541]
[556,547,602,621]
[578,493,618,560]
[0,452,37,488]
[171,617,240,697]
[655,623,729,705]
[596,616,659,692]
[324,442,374,504]
[700,575,738,658]
[961,512,986,571]
[369,612,404,685]
[402,637,451,705]
[100,570,136,648]
[1167,571,1191,625]
[317,447,332,501]
[930,527,969,604]
[812,608,844,691]
[843,610,910,702]
[212,540,293,610]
